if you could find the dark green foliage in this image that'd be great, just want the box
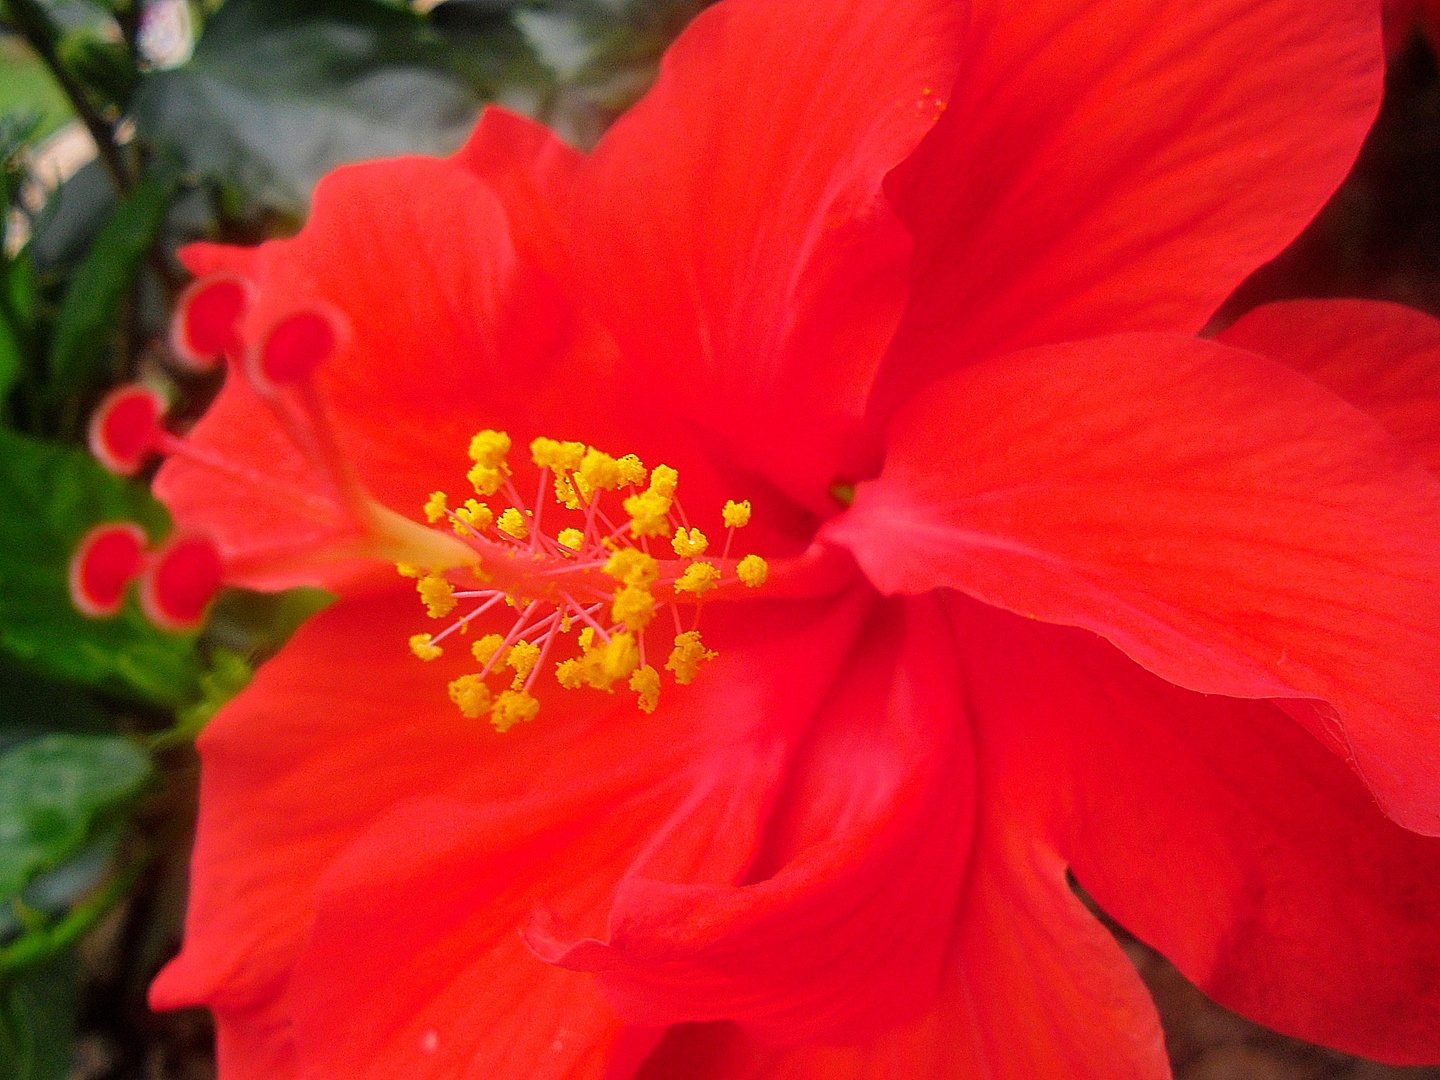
[44,161,176,414]
[132,0,510,213]
[0,954,76,1080]
[0,734,151,903]
[0,427,200,708]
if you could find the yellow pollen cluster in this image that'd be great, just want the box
[675,561,721,595]
[454,499,493,534]
[722,500,752,527]
[403,430,770,731]
[666,631,717,684]
[467,429,513,498]
[417,574,456,618]
[409,633,443,661]
[672,527,708,557]
[424,491,448,524]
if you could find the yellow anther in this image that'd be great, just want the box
[497,508,528,540]
[418,574,456,618]
[553,471,583,509]
[530,437,585,472]
[567,631,641,692]
[722,500,752,528]
[624,489,672,537]
[448,674,492,720]
[396,562,422,578]
[560,614,573,632]
[468,463,505,497]
[617,454,647,487]
[604,548,659,586]
[556,527,584,553]
[675,561,721,596]
[666,630,716,685]
[578,448,622,492]
[555,657,583,689]
[648,465,678,499]
[491,689,540,733]
[611,584,656,631]
[630,665,660,713]
[424,491,448,524]
[409,633,443,661]
[468,429,511,469]
[472,633,505,666]
[671,526,709,558]
[613,455,648,489]
[737,554,769,588]
[506,639,541,687]
[586,631,640,691]
[454,499,493,534]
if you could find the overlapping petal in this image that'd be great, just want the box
[572,0,965,510]
[829,332,1440,833]
[153,568,898,1076]
[156,153,527,590]
[869,0,1382,418]
[1219,298,1440,472]
[946,595,1440,1063]
[535,596,973,1045]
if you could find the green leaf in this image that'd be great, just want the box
[0,952,77,1080]
[0,251,36,407]
[28,160,116,279]
[0,426,201,708]
[44,161,177,407]
[132,0,487,213]
[0,734,151,903]
[0,38,72,142]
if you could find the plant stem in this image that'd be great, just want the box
[0,0,134,194]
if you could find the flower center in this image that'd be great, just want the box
[402,432,769,730]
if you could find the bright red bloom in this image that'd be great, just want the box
[145,1,1440,1078]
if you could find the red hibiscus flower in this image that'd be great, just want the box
[120,0,1440,1076]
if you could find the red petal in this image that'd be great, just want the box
[1219,298,1440,473]
[152,576,880,1073]
[828,333,1440,833]
[635,757,1167,1080]
[947,594,1440,1063]
[534,596,974,1045]
[571,0,964,510]
[452,106,583,288]
[155,145,621,591]
[869,0,1382,419]
[211,1003,297,1080]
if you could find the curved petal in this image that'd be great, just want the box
[868,0,1382,420]
[534,595,974,1045]
[1219,298,1440,473]
[572,0,966,511]
[451,105,583,289]
[156,154,523,590]
[827,332,1440,834]
[945,594,1440,1064]
[632,729,1168,1080]
[152,573,880,1076]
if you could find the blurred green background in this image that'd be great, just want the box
[0,2,1435,1078]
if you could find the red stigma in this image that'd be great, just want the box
[89,384,164,475]
[141,534,223,632]
[254,311,337,389]
[69,523,147,617]
[172,276,251,370]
